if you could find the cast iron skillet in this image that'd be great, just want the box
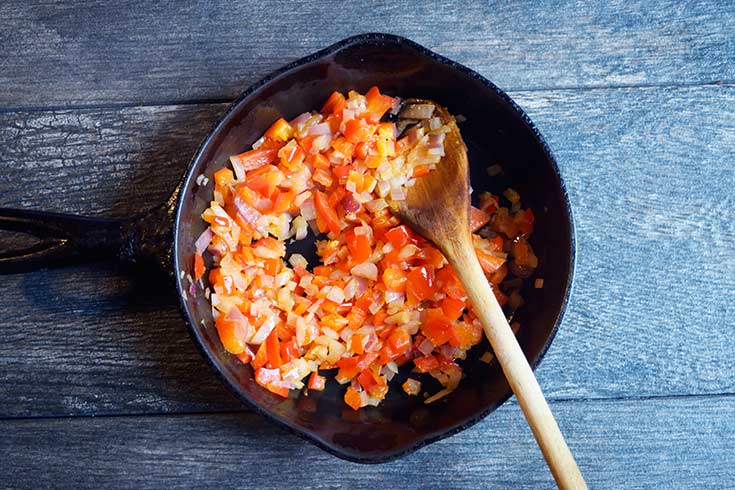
[0,33,575,463]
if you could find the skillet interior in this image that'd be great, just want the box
[173,33,574,463]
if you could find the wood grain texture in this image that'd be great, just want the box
[0,83,733,418]
[1,396,733,489]
[0,0,733,109]
[0,104,227,214]
[524,83,735,400]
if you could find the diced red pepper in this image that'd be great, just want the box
[470,206,491,232]
[384,225,413,249]
[230,148,279,171]
[314,191,341,235]
[478,193,498,214]
[449,322,483,348]
[420,308,453,346]
[193,253,205,280]
[512,239,539,268]
[354,141,370,160]
[364,86,396,121]
[308,372,326,391]
[215,315,249,354]
[265,330,282,369]
[476,249,506,275]
[236,349,252,365]
[387,328,411,355]
[331,137,354,160]
[321,91,347,115]
[382,267,407,292]
[280,337,300,364]
[344,386,362,410]
[413,355,440,373]
[214,167,235,187]
[413,164,431,178]
[252,342,268,370]
[436,266,465,299]
[264,118,294,142]
[514,208,535,235]
[336,352,379,382]
[407,265,436,302]
[491,283,509,307]
[345,228,372,264]
[358,369,388,398]
[343,118,376,144]
[441,297,466,321]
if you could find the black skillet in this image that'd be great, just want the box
[0,33,575,463]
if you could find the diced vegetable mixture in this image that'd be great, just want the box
[192,87,538,409]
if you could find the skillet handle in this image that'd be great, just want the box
[0,203,175,275]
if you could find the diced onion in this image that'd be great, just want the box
[251,136,266,149]
[425,389,452,404]
[233,197,262,225]
[326,286,345,304]
[385,291,404,304]
[300,198,316,221]
[195,228,213,255]
[417,337,434,356]
[308,122,332,135]
[350,262,378,281]
[343,276,367,301]
[398,244,419,260]
[229,157,246,180]
[251,315,278,345]
[290,112,311,126]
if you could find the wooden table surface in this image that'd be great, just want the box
[1,1,733,488]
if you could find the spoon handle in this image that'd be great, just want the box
[447,240,587,490]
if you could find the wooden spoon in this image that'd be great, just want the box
[392,101,587,490]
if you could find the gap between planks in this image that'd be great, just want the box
[0,81,732,115]
[2,391,733,423]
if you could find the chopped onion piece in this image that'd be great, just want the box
[290,112,311,126]
[300,198,316,220]
[195,228,213,255]
[233,197,262,225]
[288,253,308,269]
[326,285,345,304]
[251,315,278,345]
[251,136,266,149]
[417,337,434,356]
[403,378,421,396]
[350,262,378,281]
[398,244,420,260]
[308,122,332,135]
[480,352,495,363]
[229,157,246,180]
[291,216,308,240]
[425,389,453,404]
[385,291,404,304]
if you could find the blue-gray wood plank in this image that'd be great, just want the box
[0,0,733,488]
[0,1,733,108]
[2,396,734,490]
